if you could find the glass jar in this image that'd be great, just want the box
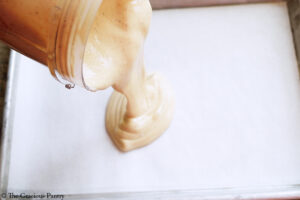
[0,0,103,90]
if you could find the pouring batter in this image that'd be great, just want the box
[83,0,174,151]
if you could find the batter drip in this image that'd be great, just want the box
[83,0,174,151]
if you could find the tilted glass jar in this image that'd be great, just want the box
[0,0,103,90]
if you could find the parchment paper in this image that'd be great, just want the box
[7,2,300,194]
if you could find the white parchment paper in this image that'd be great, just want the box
[7,2,300,194]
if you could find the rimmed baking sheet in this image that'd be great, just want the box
[1,2,300,199]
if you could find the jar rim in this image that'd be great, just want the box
[49,0,103,90]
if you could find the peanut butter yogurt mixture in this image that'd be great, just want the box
[83,0,174,151]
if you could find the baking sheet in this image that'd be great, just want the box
[3,1,300,199]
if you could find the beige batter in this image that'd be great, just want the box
[83,0,174,151]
